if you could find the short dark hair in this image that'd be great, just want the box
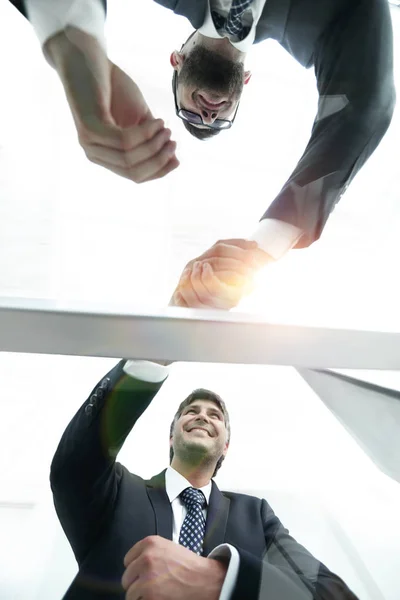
[169,388,231,478]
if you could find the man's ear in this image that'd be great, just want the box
[222,441,229,457]
[244,70,252,85]
[170,50,184,70]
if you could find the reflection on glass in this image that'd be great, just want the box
[0,2,399,330]
[1,353,399,599]
[1,2,400,596]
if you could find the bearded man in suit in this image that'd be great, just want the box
[50,352,359,600]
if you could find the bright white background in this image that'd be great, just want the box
[1,1,400,599]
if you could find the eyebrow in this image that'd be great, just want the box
[185,405,223,417]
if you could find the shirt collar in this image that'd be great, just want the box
[198,0,257,53]
[165,466,212,506]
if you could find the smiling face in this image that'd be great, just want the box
[170,399,230,470]
[170,35,251,131]
[175,45,245,126]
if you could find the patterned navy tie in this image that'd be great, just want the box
[178,487,207,555]
[212,0,255,41]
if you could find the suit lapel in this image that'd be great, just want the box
[202,480,230,556]
[146,470,173,541]
[145,471,230,553]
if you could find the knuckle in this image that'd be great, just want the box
[120,130,134,151]
[157,150,172,169]
[150,132,166,154]
[146,122,159,141]
[142,553,153,568]
[128,167,145,184]
[143,535,155,545]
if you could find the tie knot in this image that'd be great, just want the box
[180,487,206,510]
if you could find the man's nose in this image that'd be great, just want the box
[196,412,210,423]
[199,108,220,124]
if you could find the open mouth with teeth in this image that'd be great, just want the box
[188,428,210,435]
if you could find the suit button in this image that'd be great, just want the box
[96,388,104,400]
[90,393,98,405]
[101,377,111,390]
[85,404,94,416]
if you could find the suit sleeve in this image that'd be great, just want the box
[8,0,107,50]
[262,0,396,248]
[7,0,107,21]
[49,359,166,564]
[232,499,359,600]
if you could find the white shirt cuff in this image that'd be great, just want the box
[25,0,107,51]
[123,360,171,384]
[208,543,240,600]
[249,219,303,260]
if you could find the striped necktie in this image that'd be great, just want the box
[212,0,255,41]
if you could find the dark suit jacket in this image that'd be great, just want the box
[9,0,396,248]
[49,360,358,599]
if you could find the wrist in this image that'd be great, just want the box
[44,27,112,126]
[207,557,228,600]
[44,26,101,66]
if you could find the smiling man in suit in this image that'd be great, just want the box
[7,0,396,309]
[50,349,359,600]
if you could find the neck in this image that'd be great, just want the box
[170,458,214,488]
[187,31,246,62]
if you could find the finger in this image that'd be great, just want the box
[122,558,148,597]
[197,243,255,264]
[197,244,269,271]
[87,144,179,183]
[204,257,254,281]
[85,127,172,169]
[189,262,235,309]
[79,117,166,151]
[121,560,138,591]
[145,155,180,183]
[124,539,145,568]
[200,263,245,309]
[170,290,188,307]
[178,267,210,309]
[132,140,178,183]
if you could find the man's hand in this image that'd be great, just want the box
[170,239,273,309]
[45,27,179,183]
[122,536,227,600]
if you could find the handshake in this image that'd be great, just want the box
[169,238,272,310]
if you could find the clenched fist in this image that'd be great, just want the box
[45,27,179,183]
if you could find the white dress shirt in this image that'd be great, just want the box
[25,0,303,259]
[165,466,240,600]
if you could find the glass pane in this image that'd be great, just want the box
[1,3,400,599]
[1,352,399,599]
[0,2,399,331]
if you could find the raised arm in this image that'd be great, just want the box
[50,359,168,563]
[262,0,395,248]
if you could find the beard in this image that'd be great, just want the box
[178,45,244,100]
[174,431,223,469]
